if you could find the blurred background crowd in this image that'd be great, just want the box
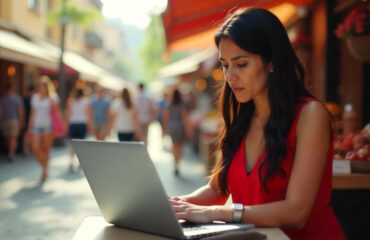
[0,0,369,168]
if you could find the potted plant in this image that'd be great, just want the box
[334,2,370,62]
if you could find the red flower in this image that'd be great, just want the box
[335,3,370,39]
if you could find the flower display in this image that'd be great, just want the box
[335,3,370,38]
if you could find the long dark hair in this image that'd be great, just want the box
[122,88,132,109]
[211,8,312,195]
[171,89,182,105]
[76,88,84,99]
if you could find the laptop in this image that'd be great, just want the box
[72,140,253,239]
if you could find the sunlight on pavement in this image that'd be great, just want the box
[0,122,207,239]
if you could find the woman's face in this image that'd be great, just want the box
[218,38,270,103]
[38,83,48,96]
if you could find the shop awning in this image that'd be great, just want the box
[158,47,218,79]
[34,38,129,90]
[98,72,127,90]
[0,29,58,69]
[64,52,102,82]
[162,0,314,51]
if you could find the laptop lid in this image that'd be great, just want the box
[72,140,185,239]
[72,140,253,239]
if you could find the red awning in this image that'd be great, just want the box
[40,65,78,76]
[162,0,314,51]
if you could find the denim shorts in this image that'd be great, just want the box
[33,126,52,133]
[69,123,87,139]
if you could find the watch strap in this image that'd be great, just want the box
[232,203,243,223]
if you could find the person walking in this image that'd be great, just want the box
[91,88,110,141]
[135,83,155,145]
[22,85,35,156]
[157,92,169,146]
[163,89,191,176]
[27,77,59,181]
[110,88,141,142]
[66,88,92,172]
[0,83,25,162]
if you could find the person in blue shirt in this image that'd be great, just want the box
[0,83,24,162]
[91,88,111,140]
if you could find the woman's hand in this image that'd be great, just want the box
[170,197,221,224]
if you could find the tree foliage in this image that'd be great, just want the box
[47,0,102,29]
[139,14,166,82]
[113,56,135,80]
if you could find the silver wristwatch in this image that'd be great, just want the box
[232,203,243,223]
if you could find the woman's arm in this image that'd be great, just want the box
[181,108,192,139]
[27,106,35,132]
[174,181,229,206]
[132,107,142,140]
[162,109,169,136]
[86,103,94,133]
[175,101,331,228]
[18,104,25,129]
[108,106,116,135]
[65,100,71,124]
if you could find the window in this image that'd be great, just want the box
[28,0,40,12]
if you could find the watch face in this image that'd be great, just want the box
[233,203,243,211]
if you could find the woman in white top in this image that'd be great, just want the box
[110,88,141,142]
[66,88,92,171]
[27,77,61,181]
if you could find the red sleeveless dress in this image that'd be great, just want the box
[227,97,345,239]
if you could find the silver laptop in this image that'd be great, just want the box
[72,140,253,239]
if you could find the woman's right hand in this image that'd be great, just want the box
[169,197,222,224]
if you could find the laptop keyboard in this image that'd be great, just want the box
[182,225,207,232]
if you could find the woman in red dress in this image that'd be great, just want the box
[170,8,345,239]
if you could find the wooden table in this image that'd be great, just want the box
[72,216,290,240]
[332,173,370,189]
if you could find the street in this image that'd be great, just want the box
[0,123,207,240]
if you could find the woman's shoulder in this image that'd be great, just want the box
[30,94,38,105]
[297,99,331,134]
[110,98,121,107]
[297,97,329,117]
[31,94,39,101]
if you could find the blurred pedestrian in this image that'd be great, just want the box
[27,77,59,181]
[0,83,24,162]
[66,88,92,172]
[163,89,191,175]
[91,88,110,140]
[135,83,155,145]
[157,92,169,142]
[23,85,35,156]
[110,88,141,142]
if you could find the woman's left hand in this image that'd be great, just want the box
[170,198,219,224]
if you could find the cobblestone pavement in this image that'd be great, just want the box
[0,123,207,240]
